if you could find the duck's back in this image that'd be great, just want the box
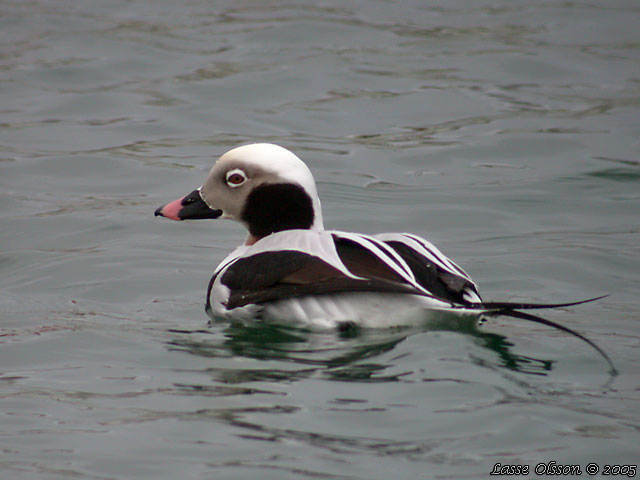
[206,229,481,327]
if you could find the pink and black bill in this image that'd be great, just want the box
[155,189,222,221]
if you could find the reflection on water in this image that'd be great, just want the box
[168,315,556,384]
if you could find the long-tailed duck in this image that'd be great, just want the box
[155,143,614,373]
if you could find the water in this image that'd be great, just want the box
[1,0,639,478]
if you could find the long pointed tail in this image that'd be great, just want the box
[461,295,617,376]
[468,294,608,311]
[489,308,617,376]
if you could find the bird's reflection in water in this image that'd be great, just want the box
[167,312,555,384]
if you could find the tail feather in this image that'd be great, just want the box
[468,295,608,312]
[493,309,617,376]
[472,297,617,376]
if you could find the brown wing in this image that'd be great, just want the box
[381,240,480,305]
[217,249,427,309]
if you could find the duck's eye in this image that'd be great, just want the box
[226,169,247,187]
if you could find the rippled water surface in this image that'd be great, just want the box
[1,1,639,478]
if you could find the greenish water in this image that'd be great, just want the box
[1,1,639,478]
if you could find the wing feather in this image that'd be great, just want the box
[374,233,481,304]
[217,247,433,310]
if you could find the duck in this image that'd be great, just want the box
[155,143,615,372]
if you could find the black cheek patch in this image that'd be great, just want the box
[241,183,315,238]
